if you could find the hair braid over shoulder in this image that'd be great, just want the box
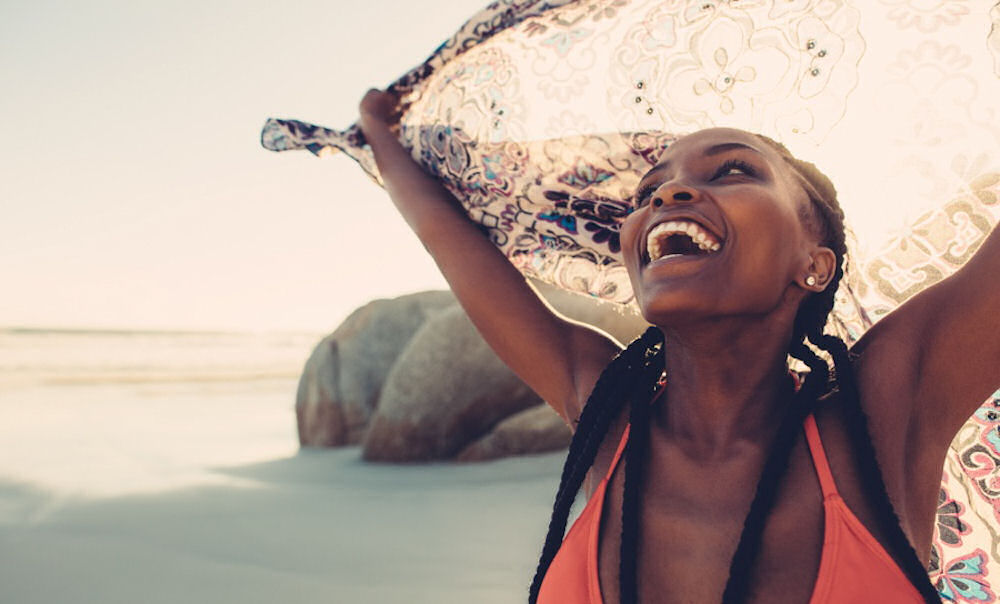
[717,135,940,603]
[527,326,664,604]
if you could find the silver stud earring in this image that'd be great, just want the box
[805,275,817,286]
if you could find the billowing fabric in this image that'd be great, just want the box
[263,0,1000,598]
[536,412,924,603]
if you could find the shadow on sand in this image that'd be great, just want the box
[0,447,565,604]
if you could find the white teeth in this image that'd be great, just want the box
[645,219,722,261]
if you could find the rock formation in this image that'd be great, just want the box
[295,291,454,446]
[296,280,650,461]
[362,304,545,462]
[456,404,572,462]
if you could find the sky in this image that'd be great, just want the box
[5,1,998,334]
[0,0,484,333]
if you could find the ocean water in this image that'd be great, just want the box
[0,327,320,387]
[0,327,320,498]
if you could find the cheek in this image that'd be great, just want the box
[729,211,805,291]
[619,211,643,264]
[618,212,648,304]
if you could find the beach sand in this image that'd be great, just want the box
[0,334,565,604]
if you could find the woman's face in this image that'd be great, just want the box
[620,127,819,327]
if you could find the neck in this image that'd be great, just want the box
[653,313,799,459]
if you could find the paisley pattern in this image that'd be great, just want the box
[263,0,1000,597]
[939,485,973,547]
[935,549,996,602]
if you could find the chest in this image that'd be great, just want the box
[596,433,824,604]
[588,407,937,604]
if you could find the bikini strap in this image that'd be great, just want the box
[603,380,668,483]
[803,413,839,499]
[604,425,632,483]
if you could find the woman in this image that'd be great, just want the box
[357,88,999,603]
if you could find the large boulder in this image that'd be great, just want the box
[296,290,455,446]
[362,304,544,462]
[297,278,651,459]
[455,404,572,462]
[441,285,647,462]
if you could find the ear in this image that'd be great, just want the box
[797,246,836,292]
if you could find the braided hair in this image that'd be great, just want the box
[526,134,941,603]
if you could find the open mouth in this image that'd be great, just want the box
[643,219,723,264]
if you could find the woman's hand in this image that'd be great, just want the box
[359,88,404,135]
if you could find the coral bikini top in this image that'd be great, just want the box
[536,397,925,603]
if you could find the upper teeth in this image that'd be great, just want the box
[646,220,721,261]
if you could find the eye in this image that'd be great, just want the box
[633,158,756,206]
[713,159,756,180]
[633,183,657,208]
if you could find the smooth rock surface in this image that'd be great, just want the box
[297,278,649,458]
[296,291,455,446]
[362,304,544,462]
[456,404,572,462]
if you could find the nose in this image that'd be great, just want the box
[650,182,697,208]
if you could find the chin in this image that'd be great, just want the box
[634,286,718,328]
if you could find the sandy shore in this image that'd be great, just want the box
[0,377,565,604]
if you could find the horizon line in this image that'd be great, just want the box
[0,325,326,337]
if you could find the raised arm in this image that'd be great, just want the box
[855,219,1000,452]
[357,89,620,425]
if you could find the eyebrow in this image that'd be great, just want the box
[642,142,764,180]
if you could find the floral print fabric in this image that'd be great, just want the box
[262,1,1000,599]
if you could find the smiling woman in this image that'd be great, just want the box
[528,126,942,604]
[357,86,982,603]
[264,1,1000,602]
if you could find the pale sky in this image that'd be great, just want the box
[0,0,484,333]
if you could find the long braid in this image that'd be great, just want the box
[720,370,808,602]
[725,134,940,602]
[720,332,832,602]
[714,133,847,602]
[528,326,657,602]
[528,326,664,603]
[817,333,942,603]
[619,342,666,604]
[760,135,937,600]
